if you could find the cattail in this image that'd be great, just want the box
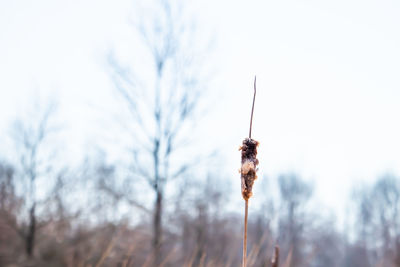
[240,137,259,200]
[240,76,259,267]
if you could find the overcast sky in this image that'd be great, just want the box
[1,0,400,225]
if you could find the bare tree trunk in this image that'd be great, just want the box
[152,128,163,265]
[395,237,400,267]
[26,203,36,257]
[194,204,206,266]
[153,190,163,266]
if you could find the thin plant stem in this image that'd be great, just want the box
[249,76,256,139]
[243,199,249,267]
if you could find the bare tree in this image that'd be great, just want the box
[10,101,59,258]
[107,0,209,264]
[278,173,313,267]
[372,175,400,263]
[353,174,400,267]
[0,161,20,227]
[0,161,23,265]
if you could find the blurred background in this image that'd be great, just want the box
[1,0,400,266]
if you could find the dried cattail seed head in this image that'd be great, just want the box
[240,137,259,200]
[242,76,258,267]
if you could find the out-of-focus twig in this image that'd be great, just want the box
[271,245,280,267]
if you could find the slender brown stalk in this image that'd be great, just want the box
[243,199,249,267]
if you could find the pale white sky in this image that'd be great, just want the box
[1,0,400,224]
